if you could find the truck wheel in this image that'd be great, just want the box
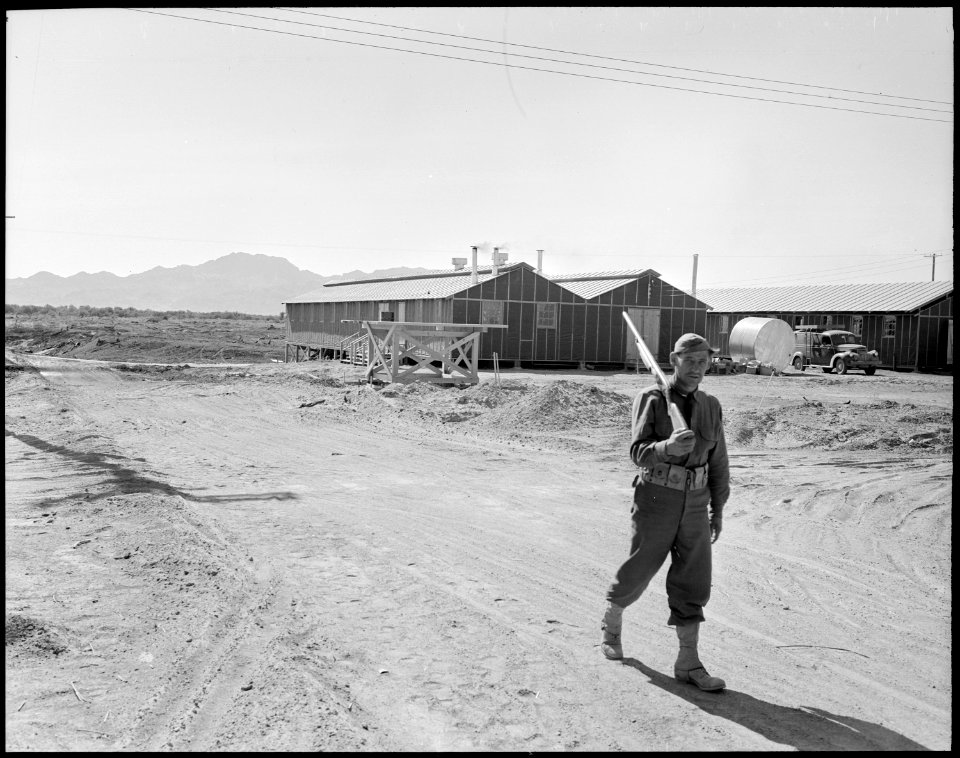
[835,358,847,374]
[792,356,804,371]
[864,366,876,376]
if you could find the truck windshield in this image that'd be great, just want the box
[833,333,857,344]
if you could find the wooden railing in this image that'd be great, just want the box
[337,331,366,365]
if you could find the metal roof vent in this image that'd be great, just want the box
[492,247,508,276]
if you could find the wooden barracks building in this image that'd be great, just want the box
[697,281,954,371]
[284,259,952,373]
[283,262,710,369]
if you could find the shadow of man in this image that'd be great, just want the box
[621,658,930,751]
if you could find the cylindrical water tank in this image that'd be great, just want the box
[728,317,794,370]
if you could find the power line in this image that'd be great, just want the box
[16,226,950,270]
[12,226,459,253]
[122,9,952,124]
[203,7,952,115]
[718,256,926,280]
[273,7,954,108]
[17,225,948,270]
[723,251,951,259]
[703,259,933,288]
[513,251,947,286]
[552,250,951,259]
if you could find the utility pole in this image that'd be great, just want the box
[923,253,940,281]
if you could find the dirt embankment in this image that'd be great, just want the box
[5,313,286,364]
[4,336,953,751]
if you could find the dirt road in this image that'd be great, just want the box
[5,352,952,750]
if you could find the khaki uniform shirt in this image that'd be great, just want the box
[629,377,730,514]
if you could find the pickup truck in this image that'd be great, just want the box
[791,326,881,375]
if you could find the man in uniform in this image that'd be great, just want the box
[600,333,730,692]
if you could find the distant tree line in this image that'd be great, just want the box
[5,304,283,320]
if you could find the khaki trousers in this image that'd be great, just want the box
[606,482,712,625]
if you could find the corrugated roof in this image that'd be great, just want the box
[556,278,640,299]
[549,268,660,281]
[286,264,664,303]
[286,262,527,303]
[694,281,953,313]
[324,262,524,286]
[548,269,660,299]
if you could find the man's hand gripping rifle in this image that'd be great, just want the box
[622,311,688,433]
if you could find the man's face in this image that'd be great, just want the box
[671,349,711,392]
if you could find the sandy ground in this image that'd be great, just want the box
[5,349,952,751]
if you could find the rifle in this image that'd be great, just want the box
[622,311,688,432]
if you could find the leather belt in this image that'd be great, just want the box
[634,462,709,491]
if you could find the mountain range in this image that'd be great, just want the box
[5,253,429,315]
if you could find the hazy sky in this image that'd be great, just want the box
[5,7,954,289]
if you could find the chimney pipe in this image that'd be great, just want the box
[492,247,499,277]
[537,249,544,273]
[691,253,699,299]
[471,246,478,285]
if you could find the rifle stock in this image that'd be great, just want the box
[622,311,688,432]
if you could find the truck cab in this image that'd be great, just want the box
[792,325,880,375]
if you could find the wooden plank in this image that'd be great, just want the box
[388,374,465,384]
[394,359,442,379]
[364,321,392,380]
[463,332,480,383]
[343,320,505,329]
[398,341,445,364]
[381,329,478,339]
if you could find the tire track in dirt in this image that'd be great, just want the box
[5,435,261,750]
[6,359,376,751]
[116,536,285,751]
[703,453,951,739]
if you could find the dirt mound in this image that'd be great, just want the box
[295,378,633,450]
[891,404,953,425]
[394,380,445,397]
[302,373,348,389]
[5,614,69,658]
[477,379,632,433]
[360,379,631,434]
[724,399,952,454]
[114,363,190,376]
[457,379,530,408]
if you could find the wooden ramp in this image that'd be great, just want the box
[348,321,505,385]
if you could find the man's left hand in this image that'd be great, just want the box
[710,514,722,543]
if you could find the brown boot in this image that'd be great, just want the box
[674,622,725,691]
[600,602,624,660]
